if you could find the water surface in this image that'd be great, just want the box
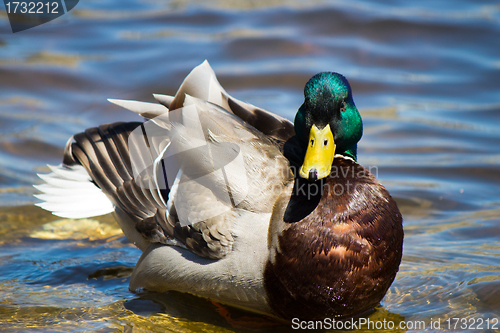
[1,0,499,332]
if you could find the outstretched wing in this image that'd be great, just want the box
[36,60,294,259]
[41,98,290,259]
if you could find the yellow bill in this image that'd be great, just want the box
[299,124,336,181]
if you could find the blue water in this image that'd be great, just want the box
[1,0,499,331]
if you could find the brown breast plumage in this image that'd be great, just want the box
[264,156,403,320]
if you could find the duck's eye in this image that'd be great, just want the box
[311,139,314,147]
[324,139,328,146]
[340,101,346,112]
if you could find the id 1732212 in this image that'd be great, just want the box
[444,317,498,330]
[5,2,60,14]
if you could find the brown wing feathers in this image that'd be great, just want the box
[64,122,170,241]
[64,121,234,259]
[226,97,295,142]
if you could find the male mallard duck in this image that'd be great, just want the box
[35,61,403,320]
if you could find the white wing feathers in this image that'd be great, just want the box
[34,164,114,218]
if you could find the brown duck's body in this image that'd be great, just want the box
[265,157,403,320]
[34,61,404,321]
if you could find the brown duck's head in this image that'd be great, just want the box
[294,72,363,181]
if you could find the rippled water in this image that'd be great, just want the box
[1,0,500,332]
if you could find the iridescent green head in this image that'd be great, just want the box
[294,72,363,180]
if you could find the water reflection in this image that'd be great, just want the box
[0,0,499,331]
